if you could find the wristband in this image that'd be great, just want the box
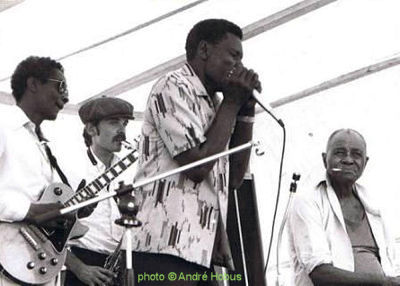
[237,115,255,124]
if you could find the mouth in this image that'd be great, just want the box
[113,134,126,143]
[55,102,64,110]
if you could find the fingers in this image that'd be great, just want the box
[227,66,261,92]
[98,267,116,277]
[82,266,114,286]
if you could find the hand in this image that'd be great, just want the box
[77,204,98,218]
[75,264,116,286]
[75,179,98,218]
[25,203,75,229]
[222,65,262,108]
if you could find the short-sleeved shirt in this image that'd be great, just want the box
[133,63,231,268]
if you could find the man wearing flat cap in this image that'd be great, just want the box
[64,96,137,286]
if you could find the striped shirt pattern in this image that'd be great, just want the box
[133,63,230,268]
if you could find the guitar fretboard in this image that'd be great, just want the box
[64,150,138,207]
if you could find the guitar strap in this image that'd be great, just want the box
[35,126,71,188]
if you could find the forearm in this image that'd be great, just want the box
[65,250,85,275]
[229,107,254,189]
[310,264,386,286]
[176,100,240,182]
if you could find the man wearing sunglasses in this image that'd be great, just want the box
[0,56,70,285]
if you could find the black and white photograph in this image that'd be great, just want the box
[0,0,399,285]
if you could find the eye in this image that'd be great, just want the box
[334,150,346,156]
[352,151,363,158]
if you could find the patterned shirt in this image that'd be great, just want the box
[133,63,232,268]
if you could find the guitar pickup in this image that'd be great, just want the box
[19,227,40,251]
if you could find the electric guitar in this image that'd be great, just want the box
[0,149,138,284]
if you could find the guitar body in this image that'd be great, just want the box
[0,149,138,284]
[0,183,89,284]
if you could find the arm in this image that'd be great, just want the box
[174,99,241,183]
[66,250,115,285]
[175,66,259,183]
[289,195,400,286]
[310,264,391,286]
[228,103,255,189]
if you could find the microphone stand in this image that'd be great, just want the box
[114,183,141,286]
[275,173,300,286]
[34,141,257,222]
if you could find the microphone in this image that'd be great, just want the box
[252,90,284,128]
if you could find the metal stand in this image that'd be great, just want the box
[115,182,142,286]
[275,173,300,286]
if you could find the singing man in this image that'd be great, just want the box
[132,18,262,285]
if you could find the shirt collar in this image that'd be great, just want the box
[321,175,380,220]
[11,106,34,130]
[181,63,209,97]
[87,147,119,168]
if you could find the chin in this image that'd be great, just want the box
[46,113,59,121]
[113,144,122,152]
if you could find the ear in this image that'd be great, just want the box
[86,123,98,137]
[322,152,327,169]
[26,77,38,93]
[197,40,210,60]
[364,156,369,168]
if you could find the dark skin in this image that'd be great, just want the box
[309,130,400,286]
[175,33,261,189]
[20,69,73,229]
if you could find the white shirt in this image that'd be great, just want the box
[0,107,55,222]
[67,149,135,254]
[288,177,399,286]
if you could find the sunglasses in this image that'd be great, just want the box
[47,78,68,95]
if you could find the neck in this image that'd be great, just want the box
[188,60,216,95]
[17,100,43,126]
[330,177,355,199]
[91,144,114,167]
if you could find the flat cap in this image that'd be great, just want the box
[79,97,134,124]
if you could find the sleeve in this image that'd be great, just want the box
[148,77,207,157]
[0,127,31,222]
[288,193,333,274]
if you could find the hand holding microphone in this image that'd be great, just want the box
[223,64,262,111]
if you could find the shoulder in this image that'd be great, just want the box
[151,67,193,96]
[292,181,326,212]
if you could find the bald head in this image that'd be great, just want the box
[323,128,368,184]
[326,129,367,153]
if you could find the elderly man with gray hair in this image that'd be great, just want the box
[288,129,400,285]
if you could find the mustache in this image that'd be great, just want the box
[113,133,126,142]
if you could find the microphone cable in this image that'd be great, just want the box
[251,94,287,277]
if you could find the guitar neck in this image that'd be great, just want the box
[64,149,138,207]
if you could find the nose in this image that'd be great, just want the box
[341,153,354,165]
[61,93,69,104]
[235,61,243,69]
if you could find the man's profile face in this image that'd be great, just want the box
[322,130,368,184]
[92,117,128,153]
[204,33,243,91]
[36,68,68,121]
